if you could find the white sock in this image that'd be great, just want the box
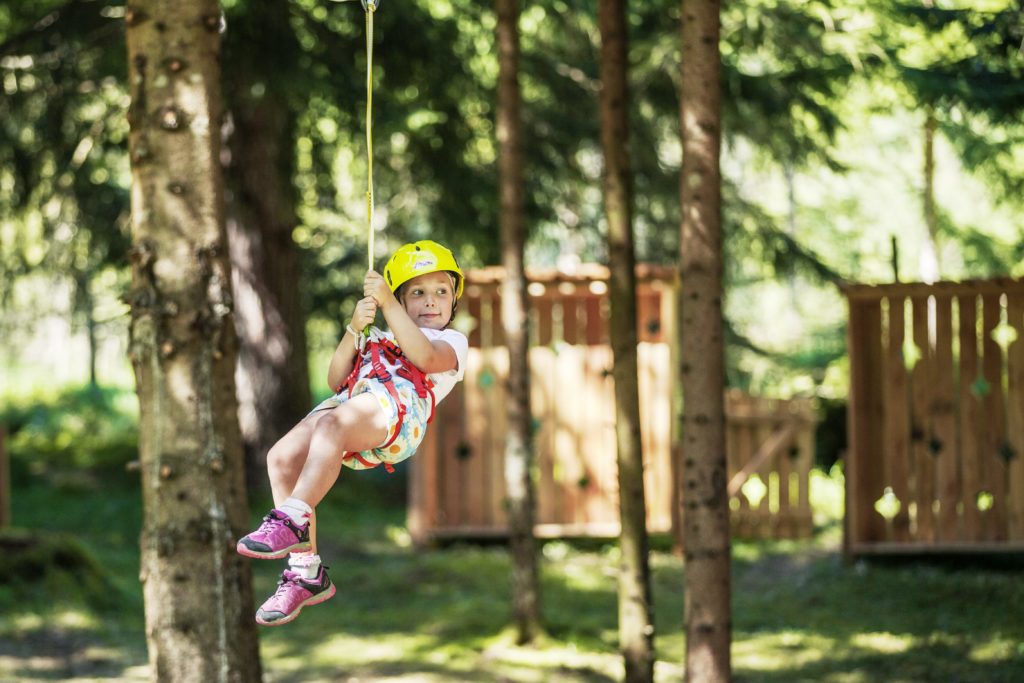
[279,497,312,526]
[289,553,322,580]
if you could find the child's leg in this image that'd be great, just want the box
[289,392,389,509]
[238,412,326,559]
[266,411,330,506]
[238,394,386,561]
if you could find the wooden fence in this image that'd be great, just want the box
[845,278,1024,555]
[407,265,817,544]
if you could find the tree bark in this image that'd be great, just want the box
[125,2,262,681]
[921,106,940,283]
[680,0,731,681]
[599,1,655,681]
[496,0,541,645]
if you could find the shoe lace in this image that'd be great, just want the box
[257,513,283,533]
[272,573,300,598]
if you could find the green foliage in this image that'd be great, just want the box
[2,0,1023,401]
[0,528,119,611]
[1,385,139,477]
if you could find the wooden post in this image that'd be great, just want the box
[0,426,9,529]
[1006,292,1024,540]
[885,295,912,541]
[958,294,984,541]
[932,294,959,542]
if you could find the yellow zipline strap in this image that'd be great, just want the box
[363,0,377,273]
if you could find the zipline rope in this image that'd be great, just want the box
[363,0,377,272]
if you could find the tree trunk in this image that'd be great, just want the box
[222,0,311,491]
[921,107,940,283]
[599,1,655,681]
[125,2,262,681]
[496,0,541,645]
[679,0,731,681]
[225,86,311,491]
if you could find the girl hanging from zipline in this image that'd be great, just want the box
[236,240,469,625]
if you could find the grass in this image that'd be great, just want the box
[1,468,1023,682]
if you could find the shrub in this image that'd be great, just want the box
[1,385,139,480]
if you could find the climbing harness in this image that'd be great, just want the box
[336,328,436,473]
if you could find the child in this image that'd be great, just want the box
[236,240,469,626]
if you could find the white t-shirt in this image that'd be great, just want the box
[419,327,469,404]
[381,327,468,404]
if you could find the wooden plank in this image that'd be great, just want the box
[407,426,431,545]
[848,540,1024,556]
[795,415,814,537]
[640,343,672,531]
[751,404,772,539]
[594,345,619,525]
[490,292,505,348]
[726,422,797,497]
[843,278,1024,301]
[661,282,683,547]
[845,298,867,554]
[488,348,510,530]
[466,294,483,348]
[534,297,554,347]
[932,295,959,541]
[585,295,605,346]
[635,290,660,344]
[847,298,888,547]
[982,293,1008,541]
[1005,292,1024,540]
[530,347,557,525]
[467,350,496,529]
[561,296,581,345]
[957,294,984,541]
[554,345,583,526]
[460,357,486,528]
[435,379,460,527]
[910,296,936,543]
[730,396,755,537]
[580,345,602,527]
[884,295,911,540]
[776,422,794,539]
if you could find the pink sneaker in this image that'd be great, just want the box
[236,509,311,559]
[256,567,336,627]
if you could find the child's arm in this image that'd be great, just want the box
[364,270,459,374]
[326,296,377,391]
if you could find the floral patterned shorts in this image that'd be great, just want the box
[308,375,431,471]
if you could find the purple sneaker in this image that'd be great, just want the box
[256,567,335,627]
[236,509,311,559]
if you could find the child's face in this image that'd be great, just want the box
[400,271,456,330]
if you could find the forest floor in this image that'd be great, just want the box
[2,468,1023,682]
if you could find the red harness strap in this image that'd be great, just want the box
[337,336,436,473]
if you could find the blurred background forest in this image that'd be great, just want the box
[1,1,1023,680]
[2,0,1021,413]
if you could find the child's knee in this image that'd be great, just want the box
[267,440,302,476]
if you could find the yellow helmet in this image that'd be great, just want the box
[383,240,464,299]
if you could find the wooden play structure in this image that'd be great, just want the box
[845,278,1024,555]
[407,265,817,545]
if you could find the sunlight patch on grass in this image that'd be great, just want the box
[480,635,623,680]
[8,613,44,632]
[850,631,911,653]
[971,637,1024,662]
[385,524,413,548]
[733,631,832,671]
[265,631,435,669]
